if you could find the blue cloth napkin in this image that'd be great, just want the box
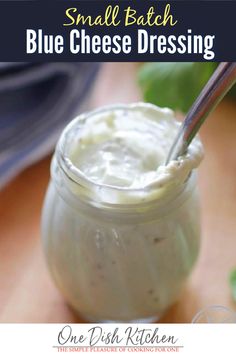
[0,62,100,188]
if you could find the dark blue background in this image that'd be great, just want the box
[0,1,234,61]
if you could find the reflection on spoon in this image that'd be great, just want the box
[166,62,236,164]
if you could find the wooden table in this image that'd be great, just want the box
[0,63,236,323]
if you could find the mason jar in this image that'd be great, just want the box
[41,103,202,323]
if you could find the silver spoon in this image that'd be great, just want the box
[166,62,236,164]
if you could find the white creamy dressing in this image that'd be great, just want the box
[69,103,203,197]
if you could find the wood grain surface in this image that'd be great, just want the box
[0,63,236,323]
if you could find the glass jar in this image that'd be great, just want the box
[41,104,201,323]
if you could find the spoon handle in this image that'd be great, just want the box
[166,62,236,164]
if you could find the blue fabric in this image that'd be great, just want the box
[0,62,100,187]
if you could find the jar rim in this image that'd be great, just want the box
[54,102,197,211]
